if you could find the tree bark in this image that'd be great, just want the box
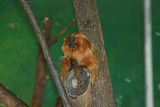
[20,0,71,107]
[31,17,51,107]
[0,83,29,107]
[72,0,115,107]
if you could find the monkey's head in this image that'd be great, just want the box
[62,32,92,58]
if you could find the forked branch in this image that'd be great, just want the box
[20,0,71,107]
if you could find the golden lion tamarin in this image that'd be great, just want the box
[61,32,98,84]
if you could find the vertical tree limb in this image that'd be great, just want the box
[32,44,47,107]
[20,0,71,107]
[54,97,62,107]
[72,0,115,107]
[0,83,29,107]
[31,17,51,107]
[32,17,74,107]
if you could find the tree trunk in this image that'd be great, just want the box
[72,0,115,107]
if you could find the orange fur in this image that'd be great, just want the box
[61,32,98,84]
[60,57,70,82]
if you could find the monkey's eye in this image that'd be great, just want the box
[68,36,76,48]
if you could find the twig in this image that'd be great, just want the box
[0,83,29,107]
[50,18,75,44]
[32,17,73,107]
[19,0,71,107]
[31,17,52,107]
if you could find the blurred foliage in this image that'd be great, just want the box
[0,0,159,107]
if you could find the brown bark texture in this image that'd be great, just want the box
[31,17,74,107]
[20,0,71,107]
[0,83,29,107]
[72,0,115,107]
[31,17,51,107]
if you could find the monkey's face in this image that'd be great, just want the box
[62,32,91,58]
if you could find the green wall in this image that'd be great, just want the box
[0,0,159,107]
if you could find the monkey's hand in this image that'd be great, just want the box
[61,57,90,98]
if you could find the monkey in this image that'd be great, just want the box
[61,32,98,85]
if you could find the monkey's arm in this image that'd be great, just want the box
[60,57,70,82]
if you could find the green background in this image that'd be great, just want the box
[0,0,159,107]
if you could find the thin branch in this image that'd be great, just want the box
[32,17,73,107]
[50,18,75,44]
[31,17,52,107]
[19,0,71,107]
[0,83,29,107]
